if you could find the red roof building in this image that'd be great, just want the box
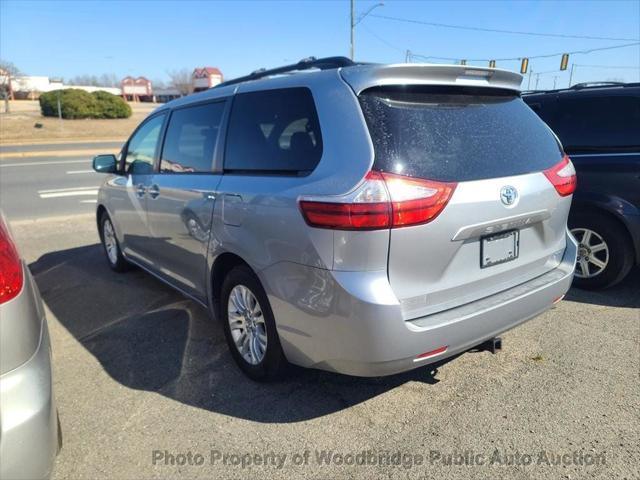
[121,76,152,101]
[192,67,223,91]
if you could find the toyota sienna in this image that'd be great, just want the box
[93,57,578,380]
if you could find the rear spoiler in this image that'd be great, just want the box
[340,64,523,95]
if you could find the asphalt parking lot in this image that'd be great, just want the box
[10,214,640,480]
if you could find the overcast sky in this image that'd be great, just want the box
[1,0,639,90]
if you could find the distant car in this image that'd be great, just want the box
[524,83,640,289]
[93,57,577,380]
[0,211,59,479]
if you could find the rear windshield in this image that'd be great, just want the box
[359,86,562,182]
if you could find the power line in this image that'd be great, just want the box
[360,24,405,52]
[573,64,640,69]
[408,42,640,63]
[370,13,640,42]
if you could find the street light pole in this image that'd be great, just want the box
[568,63,575,88]
[350,0,384,61]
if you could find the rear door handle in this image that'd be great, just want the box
[148,184,160,199]
[136,184,147,198]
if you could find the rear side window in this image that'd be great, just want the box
[359,86,562,182]
[224,87,322,174]
[161,102,225,173]
[544,95,640,152]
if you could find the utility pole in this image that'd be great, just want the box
[405,50,411,63]
[350,0,383,61]
[535,73,540,90]
[553,75,558,89]
[527,68,533,90]
[350,0,355,61]
[568,64,575,88]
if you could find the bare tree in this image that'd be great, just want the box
[0,59,21,76]
[0,59,20,111]
[151,78,167,90]
[68,73,119,87]
[167,68,193,96]
[99,73,119,87]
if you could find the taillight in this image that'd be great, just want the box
[299,171,457,230]
[544,155,576,197]
[0,216,23,304]
[382,172,457,227]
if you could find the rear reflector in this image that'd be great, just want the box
[415,345,448,361]
[544,155,576,197]
[0,216,23,305]
[299,171,456,230]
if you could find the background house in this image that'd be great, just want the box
[121,76,153,102]
[192,67,223,92]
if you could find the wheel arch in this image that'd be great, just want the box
[570,197,639,264]
[96,204,107,234]
[209,252,255,318]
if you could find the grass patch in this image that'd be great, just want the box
[0,100,157,144]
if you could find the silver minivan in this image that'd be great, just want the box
[0,211,59,479]
[93,57,577,380]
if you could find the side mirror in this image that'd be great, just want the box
[93,154,118,174]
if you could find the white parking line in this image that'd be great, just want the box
[40,190,99,199]
[79,199,98,204]
[38,186,100,199]
[38,186,100,194]
[66,170,95,174]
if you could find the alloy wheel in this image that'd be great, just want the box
[227,284,267,365]
[571,228,609,279]
[103,219,119,265]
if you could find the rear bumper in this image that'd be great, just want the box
[262,230,577,377]
[0,283,58,480]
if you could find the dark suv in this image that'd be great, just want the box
[524,83,640,289]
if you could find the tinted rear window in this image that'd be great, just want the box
[359,86,562,182]
[161,101,225,173]
[542,95,640,153]
[224,87,323,174]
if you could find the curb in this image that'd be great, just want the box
[0,138,126,147]
[0,148,118,159]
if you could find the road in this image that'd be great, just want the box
[2,143,639,479]
[9,216,639,480]
[0,153,104,220]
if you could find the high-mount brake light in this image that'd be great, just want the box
[299,171,457,230]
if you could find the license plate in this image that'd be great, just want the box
[481,230,519,268]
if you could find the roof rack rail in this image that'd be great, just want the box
[571,81,626,89]
[214,56,357,89]
[522,81,640,96]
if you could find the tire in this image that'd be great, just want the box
[99,212,130,272]
[220,265,288,381]
[569,211,634,290]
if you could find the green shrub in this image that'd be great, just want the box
[40,89,97,119]
[39,89,131,119]
[92,91,132,119]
